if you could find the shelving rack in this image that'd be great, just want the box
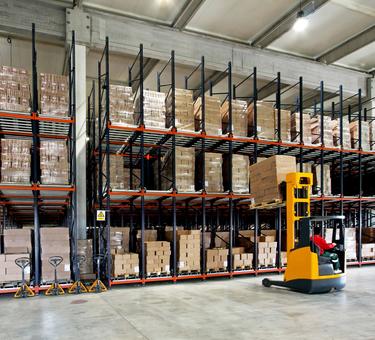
[89,37,375,287]
[0,25,77,294]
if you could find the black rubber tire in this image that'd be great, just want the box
[262,278,271,287]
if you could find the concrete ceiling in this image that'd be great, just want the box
[69,0,375,72]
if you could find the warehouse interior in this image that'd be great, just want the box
[0,0,375,339]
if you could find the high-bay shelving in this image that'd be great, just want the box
[0,25,77,294]
[88,37,375,287]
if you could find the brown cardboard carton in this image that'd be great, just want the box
[221,99,248,136]
[166,88,194,131]
[109,85,135,126]
[194,95,222,135]
[247,101,275,140]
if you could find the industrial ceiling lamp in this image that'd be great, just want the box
[293,1,309,32]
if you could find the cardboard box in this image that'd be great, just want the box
[135,90,165,128]
[311,115,335,147]
[3,228,32,254]
[109,85,135,126]
[144,241,171,274]
[40,73,68,117]
[194,95,222,135]
[249,155,296,204]
[166,88,194,131]
[206,248,229,271]
[247,101,275,140]
[312,164,331,195]
[223,154,249,193]
[333,117,351,149]
[291,112,312,144]
[196,152,223,192]
[112,252,139,277]
[350,120,370,151]
[221,100,248,136]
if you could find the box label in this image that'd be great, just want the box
[24,267,30,274]
[64,264,70,272]
[165,265,170,272]
[179,261,184,268]
[96,210,106,221]
[223,261,228,267]
[134,266,139,273]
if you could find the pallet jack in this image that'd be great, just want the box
[45,256,65,296]
[88,254,107,293]
[262,172,346,294]
[14,257,35,298]
[68,254,88,294]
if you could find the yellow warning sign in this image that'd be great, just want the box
[96,210,106,221]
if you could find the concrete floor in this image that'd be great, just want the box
[1,267,375,340]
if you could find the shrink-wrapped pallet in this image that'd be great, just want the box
[166,88,194,131]
[40,73,68,117]
[109,85,134,126]
[311,115,335,147]
[0,65,30,113]
[221,99,248,136]
[196,152,223,192]
[247,101,275,140]
[291,112,312,144]
[332,116,351,149]
[312,164,331,196]
[135,90,165,128]
[194,95,222,135]
[350,120,370,151]
[223,154,249,193]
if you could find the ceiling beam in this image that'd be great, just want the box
[317,25,375,64]
[172,0,205,29]
[251,0,329,48]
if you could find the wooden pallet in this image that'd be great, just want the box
[147,271,170,277]
[362,257,375,261]
[234,265,253,271]
[251,199,284,210]
[0,281,23,288]
[178,269,200,275]
[206,268,227,273]
[112,274,139,280]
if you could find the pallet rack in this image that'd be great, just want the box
[0,25,77,294]
[89,38,375,287]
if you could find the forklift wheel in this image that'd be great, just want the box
[262,278,271,288]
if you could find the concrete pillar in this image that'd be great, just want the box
[75,44,87,239]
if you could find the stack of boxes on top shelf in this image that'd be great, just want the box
[311,115,335,147]
[157,146,195,192]
[166,89,194,131]
[40,73,68,118]
[145,241,171,275]
[109,85,134,126]
[291,112,312,144]
[0,66,30,113]
[249,155,297,205]
[333,117,351,149]
[110,227,139,278]
[194,95,222,135]
[361,228,375,260]
[135,90,166,128]
[1,139,31,184]
[165,229,200,273]
[221,99,248,136]
[0,229,32,283]
[350,120,371,151]
[40,228,71,282]
[40,140,69,185]
[248,101,275,140]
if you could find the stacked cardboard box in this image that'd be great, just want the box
[145,241,171,274]
[77,239,94,277]
[362,227,375,243]
[350,120,370,151]
[40,140,69,185]
[0,65,30,113]
[0,254,30,283]
[1,139,31,183]
[221,100,248,136]
[194,95,222,135]
[333,117,351,149]
[311,116,335,147]
[196,152,223,192]
[159,146,195,192]
[40,228,71,282]
[312,164,331,195]
[166,88,194,131]
[3,229,32,254]
[136,230,157,243]
[232,247,253,269]
[325,228,356,261]
[40,73,68,117]
[106,155,125,190]
[135,90,166,128]
[249,155,296,204]
[206,248,228,271]
[109,85,134,126]
[275,109,291,141]
[362,244,375,259]
[110,227,130,254]
[166,230,200,272]
[112,253,139,277]
[247,101,275,140]
[291,112,312,144]
[223,154,249,193]
[370,121,375,150]
[257,235,277,267]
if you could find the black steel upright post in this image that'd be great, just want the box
[139,44,146,280]
[228,62,233,273]
[358,89,362,263]
[31,23,41,288]
[171,50,177,277]
[104,38,111,285]
[320,81,325,217]
[201,56,206,275]
[276,72,281,150]
[253,68,259,271]
[339,85,344,242]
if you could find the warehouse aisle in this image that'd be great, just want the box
[1,267,375,340]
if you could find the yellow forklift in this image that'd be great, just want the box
[262,172,346,293]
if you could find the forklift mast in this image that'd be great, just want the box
[286,172,313,254]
